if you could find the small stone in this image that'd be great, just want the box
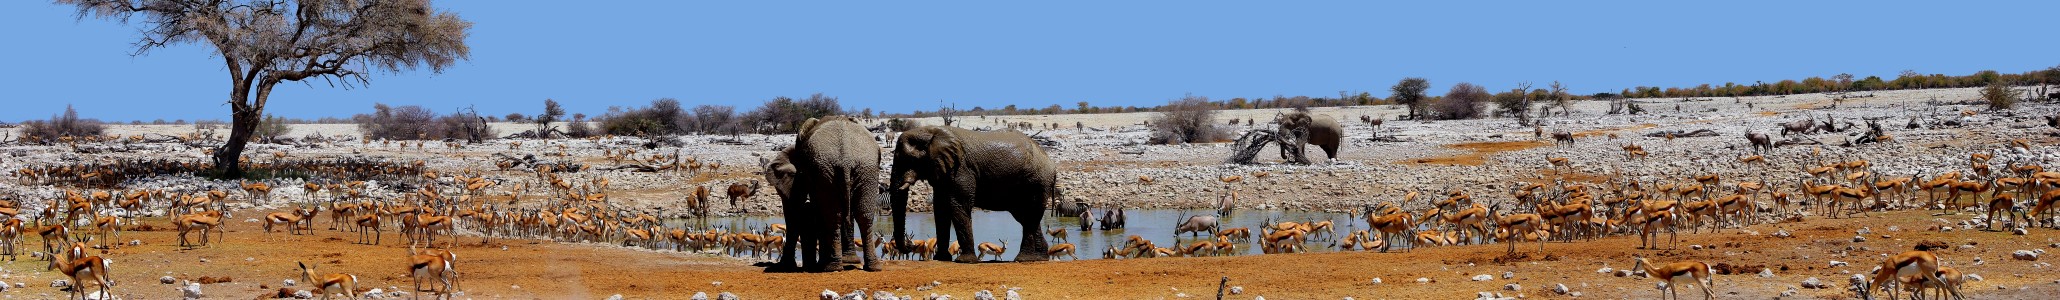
[293,289,314,299]
[1552,283,1570,294]
[2016,228,2030,235]
[181,282,203,299]
[720,292,741,300]
[1614,270,1634,277]
[1857,227,1872,235]
[1829,261,1848,267]
[973,289,996,300]
[283,279,297,286]
[2015,250,2040,261]
[1416,277,1431,284]
[1689,244,1704,250]
[1502,271,1515,279]
[607,294,626,300]
[694,292,711,300]
[1253,297,1264,300]
[1780,288,1799,297]
[129,240,142,246]
[51,279,70,288]
[1852,236,1866,242]
[1472,274,1494,281]
[1568,291,1582,297]
[159,276,176,284]
[1596,267,1613,273]
[1888,226,1899,231]
[1772,230,1792,238]
[1230,286,1243,295]
[1759,268,1775,278]
[1370,278,1382,284]
[1967,274,1984,282]
[1801,277,1826,289]
[512,285,521,289]
[1004,290,1020,300]
[1503,283,1522,291]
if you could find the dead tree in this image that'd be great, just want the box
[1226,128,1310,165]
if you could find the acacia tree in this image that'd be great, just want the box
[60,0,472,177]
[1390,77,1430,120]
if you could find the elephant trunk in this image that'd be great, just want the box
[890,187,912,252]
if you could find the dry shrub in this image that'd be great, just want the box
[1433,82,1489,120]
[354,103,438,140]
[19,104,105,143]
[253,114,292,143]
[1982,82,2019,110]
[1148,95,1230,144]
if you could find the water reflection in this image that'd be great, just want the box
[673,209,1378,261]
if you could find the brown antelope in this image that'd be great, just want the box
[1900,266,1964,300]
[0,218,19,261]
[355,208,387,245]
[1047,243,1079,260]
[1366,207,1415,252]
[299,262,359,300]
[55,252,113,300]
[1862,251,1963,300]
[976,239,1007,261]
[175,211,223,248]
[264,208,315,236]
[1630,256,1715,300]
[408,246,459,296]
[1491,205,1546,254]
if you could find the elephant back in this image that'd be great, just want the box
[793,116,882,173]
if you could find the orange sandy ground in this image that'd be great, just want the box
[1,210,2055,299]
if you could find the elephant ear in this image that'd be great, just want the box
[796,118,823,142]
[925,127,965,174]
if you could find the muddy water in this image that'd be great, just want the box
[676,209,1382,261]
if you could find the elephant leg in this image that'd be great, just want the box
[797,225,819,271]
[854,190,882,271]
[931,195,957,262]
[816,205,848,272]
[951,205,980,263]
[772,204,805,271]
[839,211,860,265]
[1010,207,1050,262]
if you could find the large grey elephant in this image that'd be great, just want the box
[1277,111,1344,161]
[760,116,883,272]
[889,126,1057,263]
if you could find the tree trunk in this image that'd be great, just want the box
[216,108,259,178]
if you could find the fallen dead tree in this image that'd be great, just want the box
[1226,128,1310,165]
[1641,129,1720,138]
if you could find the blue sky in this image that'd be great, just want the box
[4,1,2056,122]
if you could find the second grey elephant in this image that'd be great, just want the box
[889,125,1058,263]
[1277,111,1343,161]
[761,116,882,272]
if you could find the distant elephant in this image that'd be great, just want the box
[1277,111,1344,162]
[762,116,883,272]
[889,126,1057,263]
